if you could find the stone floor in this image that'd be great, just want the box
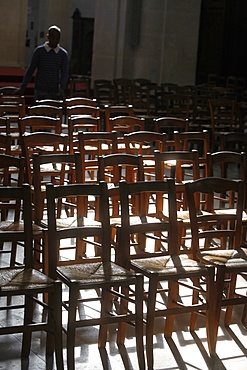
[0,276,246,370]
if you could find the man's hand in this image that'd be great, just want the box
[13,88,25,95]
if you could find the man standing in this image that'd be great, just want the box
[17,25,69,101]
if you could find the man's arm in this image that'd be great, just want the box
[18,48,39,94]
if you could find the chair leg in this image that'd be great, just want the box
[205,266,216,357]
[164,280,178,337]
[98,287,111,348]
[52,281,64,370]
[135,274,146,370]
[146,273,159,370]
[21,295,33,358]
[116,286,128,346]
[211,265,226,356]
[242,304,247,325]
[190,277,201,331]
[117,275,145,369]
[224,273,237,326]
[67,283,79,370]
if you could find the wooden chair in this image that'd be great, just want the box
[130,83,154,116]
[206,150,247,241]
[78,131,118,183]
[66,105,100,119]
[0,95,26,120]
[21,132,68,207]
[0,116,19,153]
[46,181,145,370]
[0,133,11,154]
[0,116,10,133]
[69,74,91,98]
[220,131,247,152]
[67,116,101,153]
[108,115,145,136]
[0,184,64,368]
[153,117,189,149]
[28,104,63,119]
[206,151,246,181]
[161,94,191,120]
[93,79,115,107]
[113,78,134,105]
[98,153,145,220]
[116,179,215,369]
[27,104,66,133]
[192,94,211,130]
[154,150,200,253]
[32,152,82,220]
[0,154,25,265]
[0,96,26,155]
[104,104,134,132]
[98,153,144,186]
[185,177,247,355]
[208,98,239,151]
[123,131,167,180]
[0,86,19,95]
[174,130,211,177]
[32,152,83,273]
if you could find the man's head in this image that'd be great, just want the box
[47,25,61,49]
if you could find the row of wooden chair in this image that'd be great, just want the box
[1,152,246,368]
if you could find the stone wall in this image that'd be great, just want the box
[0,0,201,86]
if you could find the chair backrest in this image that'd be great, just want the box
[0,154,25,222]
[32,152,83,223]
[220,132,247,152]
[155,150,200,183]
[19,115,62,135]
[118,179,179,268]
[46,181,112,278]
[35,99,64,107]
[162,94,191,120]
[206,150,247,208]
[78,131,118,182]
[66,105,100,119]
[208,98,238,133]
[65,97,98,107]
[0,116,11,135]
[192,94,211,128]
[123,131,167,155]
[68,116,101,153]
[0,184,33,268]
[185,177,244,260]
[0,102,25,122]
[21,132,68,185]
[123,131,167,180]
[28,104,63,121]
[155,150,200,211]
[104,105,134,132]
[93,80,115,107]
[174,130,210,165]
[0,154,25,187]
[0,116,21,156]
[206,151,246,180]
[0,86,19,95]
[153,117,189,149]
[0,133,11,154]
[108,115,145,134]
[113,78,134,105]
[98,153,144,183]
